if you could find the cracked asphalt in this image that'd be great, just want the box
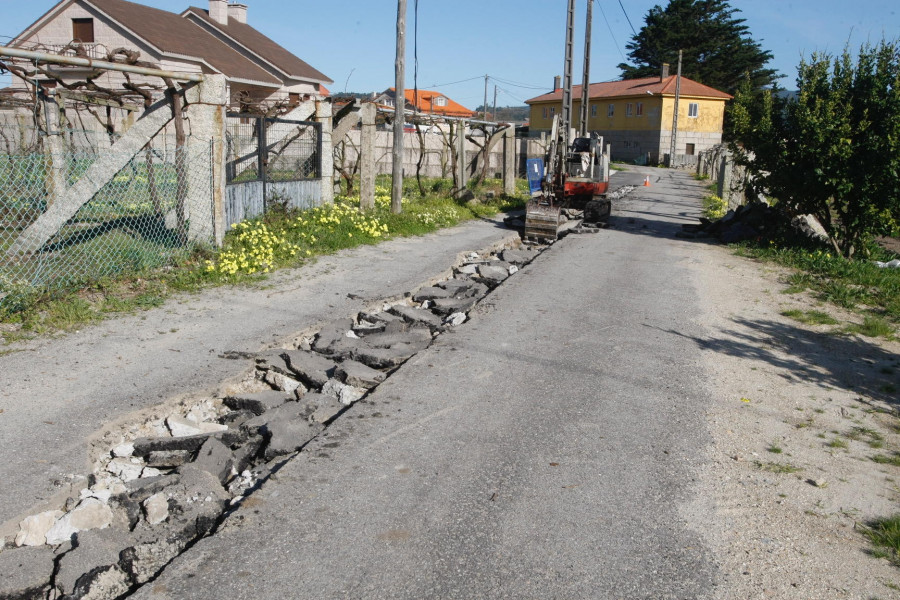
[132,168,720,599]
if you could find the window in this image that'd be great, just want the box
[542,107,548,119]
[607,103,614,117]
[688,102,699,118]
[625,103,633,117]
[636,102,643,117]
[550,106,556,117]
[685,143,696,155]
[590,103,597,117]
[72,18,95,43]
[433,96,447,107]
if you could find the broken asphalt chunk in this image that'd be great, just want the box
[0,545,59,600]
[335,359,386,389]
[223,390,294,416]
[280,349,337,389]
[388,304,443,331]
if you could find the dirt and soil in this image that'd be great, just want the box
[691,242,900,599]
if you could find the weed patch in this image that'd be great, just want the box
[781,309,839,326]
[864,515,900,564]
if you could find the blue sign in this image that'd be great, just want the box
[526,158,544,195]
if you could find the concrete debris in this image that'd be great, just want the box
[2,241,550,600]
[15,510,64,547]
[680,202,779,243]
[106,457,144,482]
[165,416,206,438]
[444,312,467,327]
[792,214,829,243]
[143,493,169,525]
[111,442,134,458]
[45,498,114,545]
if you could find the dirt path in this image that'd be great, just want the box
[689,241,900,598]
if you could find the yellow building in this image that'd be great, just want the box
[526,69,732,163]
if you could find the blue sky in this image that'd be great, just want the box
[2,0,898,108]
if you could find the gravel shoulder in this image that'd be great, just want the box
[688,237,900,598]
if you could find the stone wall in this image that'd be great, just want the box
[697,144,751,209]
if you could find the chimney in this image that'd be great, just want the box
[209,0,228,25]
[553,75,561,90]
[661,63,670,81]
[228,3,248,24]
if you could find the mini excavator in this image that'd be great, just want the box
[525,0,611,242]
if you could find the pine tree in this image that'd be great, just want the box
[618,0,777,94]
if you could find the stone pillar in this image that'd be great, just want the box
[359,103,376,211]
[456,120,467,191]
[502,126,515,195]
[316,98,334,205]
[184,74,227,245]
[43,93,67,209]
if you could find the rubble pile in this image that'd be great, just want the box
[678,202,780,243]
[0,243,544,600]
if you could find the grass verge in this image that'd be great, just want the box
[734,242,900,338]
[1,177,526,342]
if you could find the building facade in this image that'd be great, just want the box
[526,69,731,163]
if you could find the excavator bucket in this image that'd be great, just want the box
[524,199,562,241]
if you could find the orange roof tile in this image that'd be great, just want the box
[525,76,732,104]
[388,88,475,118]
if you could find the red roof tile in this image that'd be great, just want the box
[525,76,732,104]
[388,88,475,118]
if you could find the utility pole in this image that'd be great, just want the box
[579,0,593,138]
[560,0,576,162]
[669,49,682,168]
[483,74,489,121]
[391,0,407,214]
[492,85,498,123]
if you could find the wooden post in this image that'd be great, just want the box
[360,103,376,211]
[391,0,407,214]
[669,49,682,167]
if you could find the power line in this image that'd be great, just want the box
[489,75,547,90]
[596,0,626,62]
[422,75,483,89]
[616,0,638,37]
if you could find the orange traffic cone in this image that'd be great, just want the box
[643,176,651,187]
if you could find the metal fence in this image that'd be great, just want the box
[223,115,323,227]
[0,132,213,308]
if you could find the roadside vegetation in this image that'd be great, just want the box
[0,176,527,342]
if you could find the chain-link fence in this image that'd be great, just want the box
[1,129,214,309]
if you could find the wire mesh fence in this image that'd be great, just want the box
[225,115,321,184]
[0,131,214,309]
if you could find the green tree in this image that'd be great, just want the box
[618,0,777,94]
[730,41,900,258]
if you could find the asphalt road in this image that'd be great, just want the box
[0,215,518,536]
[134,168,720,599]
